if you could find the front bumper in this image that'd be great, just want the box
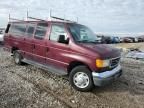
[0,36,4,42]
[92,65,122,86]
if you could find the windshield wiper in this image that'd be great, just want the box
[77,40,99,44]
[77,40,91,43]
[91,40,100,44]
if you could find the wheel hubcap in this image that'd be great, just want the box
[73,72,89,88]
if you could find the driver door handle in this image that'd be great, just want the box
[46,47,49,52]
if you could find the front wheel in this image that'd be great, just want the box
[69,66,94,92]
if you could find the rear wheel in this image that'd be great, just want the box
[13,51,23,65]
[69,66,94,92]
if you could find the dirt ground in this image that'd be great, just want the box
[0,43,144,108]
[114,42,144,51]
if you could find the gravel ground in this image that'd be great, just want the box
[114,42,144,51]
[0,44,144,108]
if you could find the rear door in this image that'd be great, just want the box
[33,22,49,64]
[8,23,27,55]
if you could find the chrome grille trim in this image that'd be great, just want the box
[110,57,121,68]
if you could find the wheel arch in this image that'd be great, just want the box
[67,61,92,75]
[11,46,19,53]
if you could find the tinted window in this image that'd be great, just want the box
[34,23,48,39]
[26,23,36,37]
[50,24,66,41]
[9,23,26,36]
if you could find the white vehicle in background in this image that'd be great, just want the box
[96,35,102,43]
[134,37,138,43]
[0,30,4,44]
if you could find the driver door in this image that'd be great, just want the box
[46,23,70,74]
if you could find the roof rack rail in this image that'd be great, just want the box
[27,16,47,21]
[8,10,78,23]
[50,15,77,23]
[8,14,24,22]
[26,11,47,21]
[9,18,24,22]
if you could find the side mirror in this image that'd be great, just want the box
[58,35,69,44]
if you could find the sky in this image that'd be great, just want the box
[0,0,144,36]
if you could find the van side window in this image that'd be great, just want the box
[34,23,48,40]
[9,23,26,36]
[26,23,36,37]
[50,24,67,41]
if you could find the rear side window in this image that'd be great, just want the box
[34,23,48,40]
[9,23,26,36]
[26,23,36,37]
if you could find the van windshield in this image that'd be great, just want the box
[68,24,98,43]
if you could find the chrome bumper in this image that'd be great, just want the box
[92,65,122,86]
[0,36,4,42]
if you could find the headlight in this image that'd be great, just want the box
[96,59,110,68]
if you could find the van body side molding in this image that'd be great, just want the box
[22,59,67,76]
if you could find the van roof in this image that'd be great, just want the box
[9,20,77,24]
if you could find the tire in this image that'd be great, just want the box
[13,50,23,65]
[69,66,94,92]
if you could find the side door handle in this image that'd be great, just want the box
[34,44,36,49]
[46,47,49,52]
[32,44,35,49]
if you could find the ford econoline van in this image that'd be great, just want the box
[4,20,122,91]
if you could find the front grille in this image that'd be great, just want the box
[110,57,120,68]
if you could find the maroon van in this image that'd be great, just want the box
[4,20,122,91]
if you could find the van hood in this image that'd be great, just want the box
[79,43,121,59]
